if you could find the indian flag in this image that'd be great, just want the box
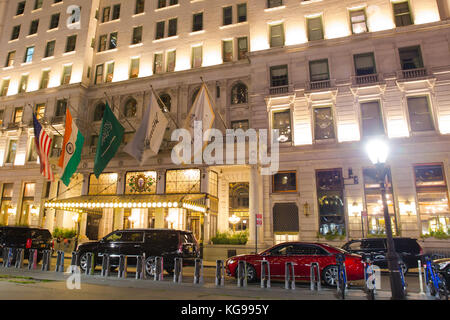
[58,109,85,186]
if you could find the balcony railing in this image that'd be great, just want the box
[399,68,427,79]
[353,73,379,85]
[309,79,331,90]
[269,85,289,95]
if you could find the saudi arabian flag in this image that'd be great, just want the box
[58,109,85,186]
[94,102,124,178]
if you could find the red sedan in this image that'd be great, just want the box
[225,242,365,286]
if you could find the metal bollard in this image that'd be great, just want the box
[41,250,51,271]
[215,260,225,286]
[260,260,271,288]
[153,256,163,281]
[2,247,8,267]
[418,260,425,295]
[118,254,127,279]
[285,262,295,290]
[173,257,183,283]
[101,254,110,277]
[193,258,203,284]
[55,251,65,272]
[237,260,247,288]
[135,255,145,280]
[27,249,37,270]
[6,248,14,268]
[85,252,92,275]
[15,248,24,269]
[310,262,321,291]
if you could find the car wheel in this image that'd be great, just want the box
[399,262,408,275]
[323,265,338,287]
[79,252,88,272]
[145,256,156,277]
[234,263,257,283]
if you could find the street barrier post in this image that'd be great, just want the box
[260,260,271,288]
[237,260,247,288]
[173,257,183,283]
[285,262,295,290]
[101,254,110,277]
[136,255,145,280]
[27,249,35,270]
[55,251,61,272]
[85,252,92,275]
[154,256,163,281]
[70,251,79,273]
[310,262,321,291]
[118,254,127,279]
[418,260,425,295]
[215,260,224,286]
[15,248,24,269]
[194,258,203,284]
[55,251,65,272]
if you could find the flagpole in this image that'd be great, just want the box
[200,77,228,130]
[150,85,180,129]
[103,91,137,133]
[26,104,64,137]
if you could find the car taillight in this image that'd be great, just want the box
[26,238,32,249]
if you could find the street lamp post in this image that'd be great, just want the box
[365,139,405,300]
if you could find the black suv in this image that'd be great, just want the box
[342,237,423,274]
[76,228,200,275]
[0,226,53,262]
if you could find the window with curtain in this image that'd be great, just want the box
[166,50,176,72]
[309,59,329,82]
[407,96,434,132]
[399,46,423,70]
[354,53,376,76]
[361,101,384,137]
[393,2,413,27]
[350,9,367,33]
[270,65,288,87]
[270,24,284,47]
[222,40,233,62]
[307,17,324,41]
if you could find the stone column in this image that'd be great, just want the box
[113,208,124,230]
[248,165,259,246]
[154,208,165,228]
[79,212,87,237]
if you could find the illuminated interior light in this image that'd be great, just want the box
[338,123,360,142]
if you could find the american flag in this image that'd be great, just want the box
[32,113,54,181]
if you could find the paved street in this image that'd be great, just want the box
[0,257,433,300]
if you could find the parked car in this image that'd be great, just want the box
[432,257,450,290]
[225,242,365,286]
[0,226,53,263]
[76,228,200,276]
[342,237,423,275]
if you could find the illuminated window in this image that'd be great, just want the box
[393,1,413,27]
[414,164,449,235]
[192,13,203,32]
[28,138,38,162]
[6,140,17,164]
[273,171,297,192]
[24,47,34,63]
[231,82,248,104]
[108,32,118,50]
[407,96,434,132]
[49,13,60,29]
[363,167,398,235]
[18,75,28,93]
[135,0,145,14]
[102,7,111,23]
[316,169,345,235]
[98,34,107,52]
[1,80,10,97]
[13,107,23,123]
[354,52,376,76]
[95,64,104,84]
[5,51,15,67]
[130,58,140,78]
[399,46,423,70]
[309,59,329,82]
[307,16,324,41]
[191,46,202,68]
[153,53,163,74]
[125,171,157,194]
[269,24,284,47]
[124,98,137,117]
[11,25,20,40]
[313,107,335,140]
[350,9,368,33]
[229,182,249,231]
[65,35,77,52]
[166,169,201,194]
[35,103,46,120]
[105,62,114,83]
[361,101,385,137]
[93,103,106,121]
[61,65,72,85]
[237,37,248,60]
[0,110,3,126]
[51,135,63,158]
[166,50,176,72]
[29,20,39,35]
[272,109,291,143]
[88,173,118,195]
[132,26,143,44]
[45,41,55,58]
[222,40,233,62]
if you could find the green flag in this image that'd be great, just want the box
[94,102,124,178]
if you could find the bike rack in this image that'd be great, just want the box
[70,251,79,273]
[310,262,321,291]
[1,247,8,267]
[417,260,425,295]
[237,260,247,288]
[260,260,270,289]
[285,262,295,290]
[55,250,64,272]
[41,250,51,271]
[193,258,203,284]
[215,260,224,286]
[135,255,145,280]
[6,248,14,268]
[27,249,38,270]
[153,256,163,281]
[336,263,347,298]
[14,248,24,269]
[101,254,110,277]
[173,257,183,284]
[118,254,127,279]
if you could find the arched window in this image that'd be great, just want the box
[191,87,200,107]
[231,82,248,104]
[158,93,171,112]
[124,98,137,117]
[93,102,106,121]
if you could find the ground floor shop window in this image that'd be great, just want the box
[316,169,345,235]
[274,233,298,245]
[229,183,249,232]
[0,183,13,225]
[414,164,450,235]
[273,203,299,240]
[166,169,200,193]
[363,167,398,235]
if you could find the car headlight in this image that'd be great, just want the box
[227,259,235,265]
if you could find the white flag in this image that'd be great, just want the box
[124,92,168,165]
